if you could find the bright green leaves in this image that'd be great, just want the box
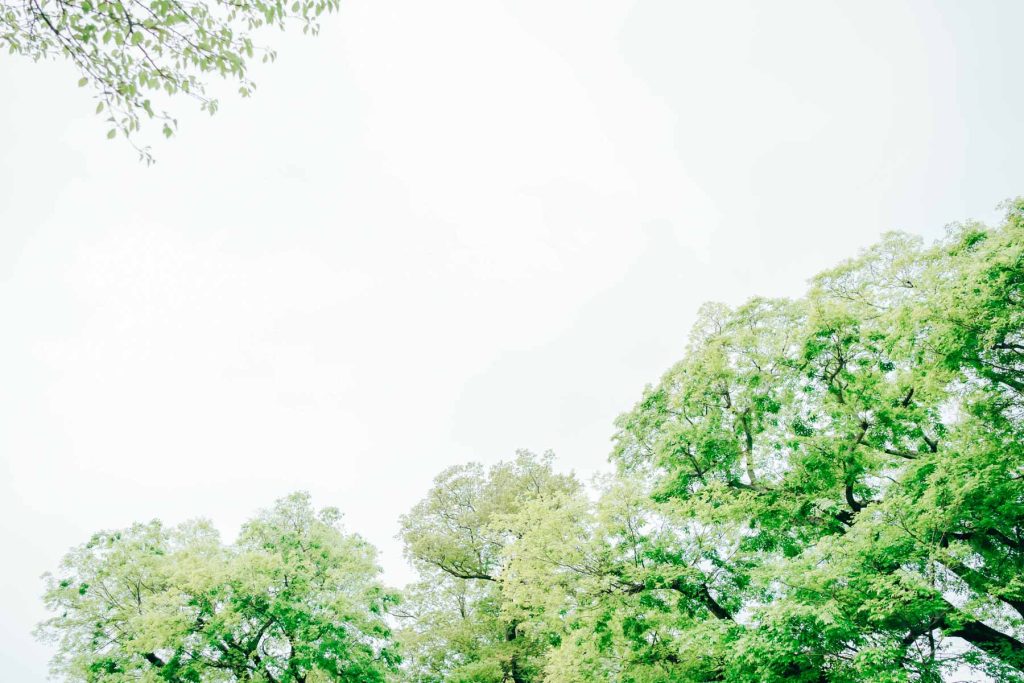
[602,203,1024,681]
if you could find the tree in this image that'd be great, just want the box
[395,201,1024,682]
[36,492,399,682]
[1,0,338,160]
[396,451,579,683]
[605,200,1024,681]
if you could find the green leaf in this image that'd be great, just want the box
[78,77,88,87]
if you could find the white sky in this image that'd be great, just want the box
[2,1,1023,679]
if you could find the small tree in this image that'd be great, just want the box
[37,492,399,682]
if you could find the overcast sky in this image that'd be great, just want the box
[2,0,1024,679]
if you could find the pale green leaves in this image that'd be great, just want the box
[396,451,578,683]
[0,0,341,161]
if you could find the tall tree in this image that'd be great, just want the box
[1,0,339,159]
[37,492,399,682]
[606,201,1024,681]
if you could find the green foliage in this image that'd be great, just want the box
[37,203,1024,682]
[396,451,579,683]
[603,200,1024,681]
[37,492,399,682]
[395,202,1024,682]
[1,0,339,160]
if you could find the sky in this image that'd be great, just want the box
[2,0,1024,679]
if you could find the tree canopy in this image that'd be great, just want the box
[37,492,399,682]
[38,202,1024,681]
[1,0,338,159]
